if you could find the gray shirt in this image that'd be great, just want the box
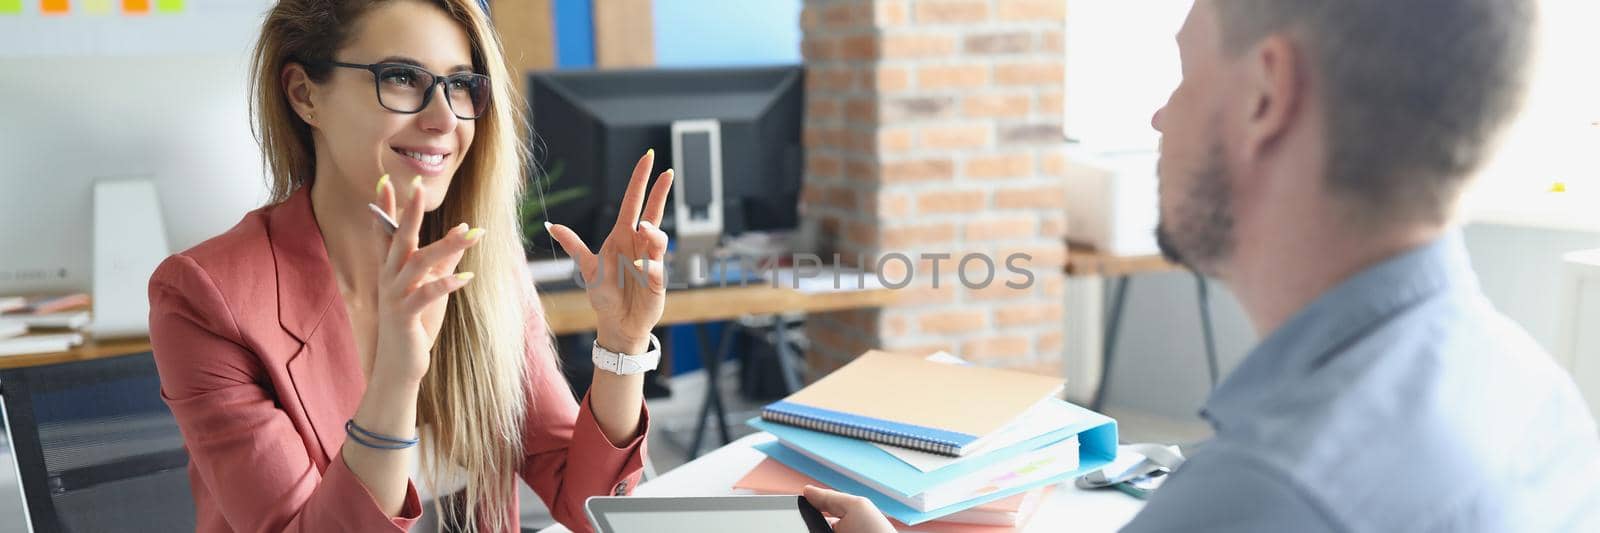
[1121,232,1600,533]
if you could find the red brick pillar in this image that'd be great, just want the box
[800,0,1069,378]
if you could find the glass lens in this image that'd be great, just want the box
[445,74,490,119]
[376,64,432,113]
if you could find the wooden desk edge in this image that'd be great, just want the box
[541,285,899,336]
[1065,243,1181,277]
[0,337,153,370]
[0,286,900,368]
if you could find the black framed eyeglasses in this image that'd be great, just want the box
[323,61,491,120]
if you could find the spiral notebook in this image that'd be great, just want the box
[760,350,1065,457]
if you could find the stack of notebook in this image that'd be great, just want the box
[747,350,1118,529]
[734,458,1053,533]
[0,293,91,356]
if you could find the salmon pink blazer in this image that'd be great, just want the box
[147,186,646,532]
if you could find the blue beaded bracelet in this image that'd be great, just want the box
[345,419,419,450]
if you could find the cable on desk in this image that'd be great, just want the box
[1192,269,1220,389]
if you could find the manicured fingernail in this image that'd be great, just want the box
[646,148,654,159]
[455,272,475,281]
[543,221,553,231]
[453,222,469,235]
[638,220,654,231]
[465,227,484,241]
[411,175,423,189]
[664,169,674,179]
[376,174,389,195]
[632,259,647,269]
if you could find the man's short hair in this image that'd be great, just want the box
[1214,0,1537,224]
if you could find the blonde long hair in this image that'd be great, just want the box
[250,1,534,530]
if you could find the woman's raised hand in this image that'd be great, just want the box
[369,175,483,384]
[546,150,673,354]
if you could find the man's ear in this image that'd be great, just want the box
[1241,35,1304,161]
[281,62,319,128]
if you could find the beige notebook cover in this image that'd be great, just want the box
[764,351,1064,455]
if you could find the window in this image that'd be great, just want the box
[1465,0,1600,231]
[1063,1,1600,231]
[1063,0,1190,152]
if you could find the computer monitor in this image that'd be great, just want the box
[525,65,805,260]
[0,55,267,296]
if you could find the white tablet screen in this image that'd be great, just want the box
[603,508,815,533]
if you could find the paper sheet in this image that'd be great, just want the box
[866,352,1081,472]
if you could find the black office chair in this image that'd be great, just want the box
[0,352,195,532]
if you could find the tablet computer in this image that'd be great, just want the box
[585,495,834,533]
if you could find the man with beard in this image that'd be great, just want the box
[809,0,1600,531]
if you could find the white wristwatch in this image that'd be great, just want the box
[591,334,662,376]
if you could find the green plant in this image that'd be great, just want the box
[520,159,590,251]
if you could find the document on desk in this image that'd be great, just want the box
[748,397,1116,520]
[751,401,1102,510]
[752,436,1090,526]
[866,352,1089,472]
[877,399,1095,472]
[761,350,1066,457]
[0,332,84,357]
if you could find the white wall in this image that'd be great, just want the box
[0,6,271,294]
[1465,224,1600,355]
[1088,223,1600,422]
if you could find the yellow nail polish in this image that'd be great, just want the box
[455,272,475,281]
[465,227,484,241]
[411,176,423,189]
[646,148,654,159]
[375,175,389,195]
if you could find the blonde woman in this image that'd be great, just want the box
[146,1,672,531]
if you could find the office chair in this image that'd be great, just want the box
[0,352,195,532]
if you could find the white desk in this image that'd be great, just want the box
[544,433,1145,533]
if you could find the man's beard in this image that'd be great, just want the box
[1155,142,1234,275]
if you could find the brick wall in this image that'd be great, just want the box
[800,0,1069,378]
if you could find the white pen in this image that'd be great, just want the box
[367,203,398,235]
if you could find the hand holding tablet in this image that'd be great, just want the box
[586,495,834,533]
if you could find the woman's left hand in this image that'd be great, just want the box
[547,149,673,354]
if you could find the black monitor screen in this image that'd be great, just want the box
[526,66,804,256]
